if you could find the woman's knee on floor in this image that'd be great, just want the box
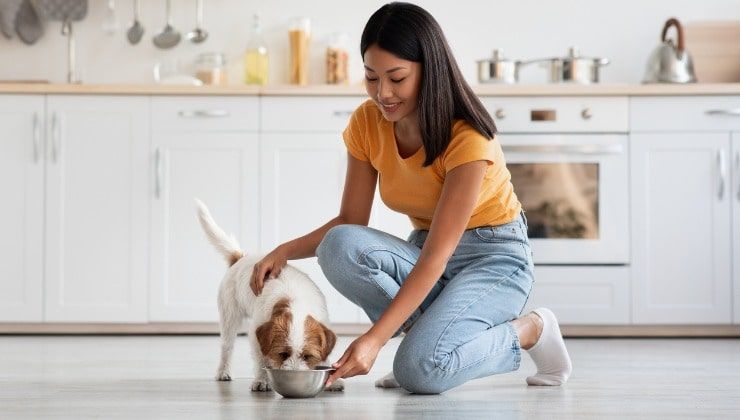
[392,341,452,394]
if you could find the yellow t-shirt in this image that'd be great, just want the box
[343,99,521,230]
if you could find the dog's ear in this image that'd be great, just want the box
[255,320,274,356]
[319,321,337,361]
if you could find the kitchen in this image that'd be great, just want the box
[1,0,739,418]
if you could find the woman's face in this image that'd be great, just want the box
[363,44,422,123]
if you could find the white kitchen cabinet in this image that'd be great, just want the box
[260,133,361,324]
[524,266,630,324]
[631,133,732,324]
[734,133,740,324]
[261,96,374,325]
[44,96,150,322]
[149,97,260,322]
[0,96,44,321]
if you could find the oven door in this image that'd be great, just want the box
[500,134,629,265]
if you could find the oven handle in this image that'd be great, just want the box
[501,144,624,155]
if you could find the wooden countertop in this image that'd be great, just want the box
[0,82,738,96]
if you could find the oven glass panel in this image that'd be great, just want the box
[509,163,599,239]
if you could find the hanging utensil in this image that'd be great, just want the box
[126,0,143,44]
[0,0,23,40]
[643,17,697,83]
[14,0,44,45]
[101,0,119,35]
[35,0,88,83]
[186,0,207,43]
[153,0,180,49]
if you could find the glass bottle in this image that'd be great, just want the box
[244,14,269,85]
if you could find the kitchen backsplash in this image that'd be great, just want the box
[0,0,737,85]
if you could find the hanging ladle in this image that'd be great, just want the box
[126,0,144,44]
[153,0,180,49]
[187,0,208,43]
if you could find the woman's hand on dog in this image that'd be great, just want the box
[326,332,383,386]
[250,247,288,295]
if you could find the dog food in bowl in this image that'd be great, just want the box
[263,366,335,398]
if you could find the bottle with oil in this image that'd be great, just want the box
[244,14,269,85]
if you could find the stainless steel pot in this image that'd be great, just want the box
[477,49,529,84]
[537,47,610,84]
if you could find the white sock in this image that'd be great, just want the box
[524,307,572,386]
[374,371,400,388]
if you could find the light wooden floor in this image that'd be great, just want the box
[1,335,739,419]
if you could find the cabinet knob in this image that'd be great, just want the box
[581,108,593,120]
[494,108,506,119]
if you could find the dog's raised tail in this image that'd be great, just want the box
[194,198,244,266]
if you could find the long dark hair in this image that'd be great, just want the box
[360,2,497,167]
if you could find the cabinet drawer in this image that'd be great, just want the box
[524,266,630,324]
[631,96,740,131]
[480,96,628,133]
[262,96,367,131]
[151,96,259,131]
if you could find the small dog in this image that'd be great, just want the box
[195,199,344,392]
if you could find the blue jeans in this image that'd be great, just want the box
[315,213,535,394]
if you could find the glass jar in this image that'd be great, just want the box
[326,32,349,84]
[194,52,228,85]
[288,17,311,85]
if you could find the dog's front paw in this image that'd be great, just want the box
[325,378,344,392]
[216,370,232,381]
[251,379,272,392]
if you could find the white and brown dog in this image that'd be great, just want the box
[195,199,343,392]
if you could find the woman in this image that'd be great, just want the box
[250,2,572,394]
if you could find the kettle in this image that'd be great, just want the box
[643,17,697,83]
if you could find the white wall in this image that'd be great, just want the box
[0,0,738,85]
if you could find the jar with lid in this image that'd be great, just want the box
[194,52,228,85]
[288,17,311,85]
[326,32,349,84]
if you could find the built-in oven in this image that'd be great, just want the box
[483,96,630,265]
[501,133,628,264]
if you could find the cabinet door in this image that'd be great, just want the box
[44,96,150,322]
[0,96,44,321]
[631,133,732,324]
[733,133,740,324]
[260,133,361,324]
[149,132,259,322]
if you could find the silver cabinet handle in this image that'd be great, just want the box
[332,110,354,118]
[735,151,740,201]
[155,148,163,199]
[494,108,506,119]
[50,112,60,163]
[501,144,623,155]
[32,112,40,163]
[718,149,727,200]
[177,109,230,118]
[581,108,593,120]
[706,109,740,117]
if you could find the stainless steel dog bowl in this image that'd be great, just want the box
[263,366,334,398]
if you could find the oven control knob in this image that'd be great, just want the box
[581,108,593,120]
[494,108,506,119]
